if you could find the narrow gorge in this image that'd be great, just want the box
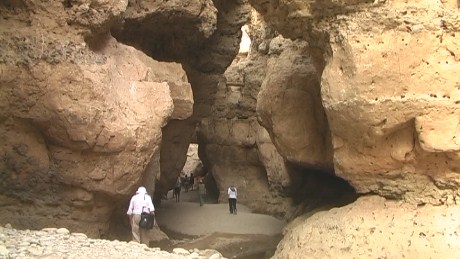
[1,0,460,257]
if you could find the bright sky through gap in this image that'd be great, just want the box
[239,25,251,54]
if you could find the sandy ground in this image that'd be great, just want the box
[153,189,286,259]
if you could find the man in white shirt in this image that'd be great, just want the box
[127,186,155,243]
[227,184,237,214]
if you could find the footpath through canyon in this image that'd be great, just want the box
[155,189,286,258]
[1,189,286,259]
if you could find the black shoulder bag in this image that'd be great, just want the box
[138,195,154,229]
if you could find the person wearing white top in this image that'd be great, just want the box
[127,186,155,243]
[227,184,238,214]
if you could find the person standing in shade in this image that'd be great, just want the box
[227,184,237,214]
[174,176,182,202]
[190,173,195,191]
[198,179,206,206]
[127,186,155,244]
[184,174,190,192]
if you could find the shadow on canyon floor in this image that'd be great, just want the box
[153,227,282,259]
[151,190,285,259]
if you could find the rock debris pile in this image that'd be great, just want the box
[0,224,225,259]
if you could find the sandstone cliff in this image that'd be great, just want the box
[2,0,460,257]
[0,0,193,237]
[249,0,460,206]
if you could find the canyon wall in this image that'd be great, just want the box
[249,0,460,205]
[2,0,460,256]
[244,0,460,257]
[0,0,194,237]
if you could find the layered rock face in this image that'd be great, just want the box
[257,37,333,171]
[0,0,193,237]
[275,196,460,258]
[2,0,460,256]
[320,0,460,205]
[250,0,460,205]
[246,0,460,257]
[1,0,286,240]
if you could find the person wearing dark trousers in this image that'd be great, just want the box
[198,179,206,206]
[190,173,195,190]
[227,184,237,214]
[173,176,181,202]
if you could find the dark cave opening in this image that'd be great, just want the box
[286,162,358,219]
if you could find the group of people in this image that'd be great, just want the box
[127,181,238,243]
[182,173,195,192]
[173,175,207,205]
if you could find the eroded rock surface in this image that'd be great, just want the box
[275,196,460,258]
[246,0,460,257]
[2,0,460,256]
[319,1,460,204]
[250,0,460,204]
[257,35,333,171]
[0,0,193,237]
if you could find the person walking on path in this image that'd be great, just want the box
[190,173,195,191]
[198,179,206,206]
[184,175,190,192]
[127,186,155,244]
[227,184,237,214]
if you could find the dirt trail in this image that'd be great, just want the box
[153,189,286,258]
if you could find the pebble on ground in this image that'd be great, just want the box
[0,223,225,259]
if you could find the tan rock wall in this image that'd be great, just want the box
[3,0,458,251]
[199,117,270,209]
[320,1,460,203]
[190,43,295,216]
[247,0,460,257]
[249,0,460,204]
[257,36,333,171]
[274,196,460,258]
[156,119,196,200]
[0,1,193,237]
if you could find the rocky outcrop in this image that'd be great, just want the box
[250,0,460,206]
[181,144,204,177]
[320,1,460,204]
[190,16,301,216]
[114,0,251,73]
[245,0,460,257]
[1,225,224,259]
[193,11,355,218]
[111,0,255,208]
[0,0,193,237]
[257,36,333,171]
[274,195,460,258]
[112,0,218,63]
[155,119,196,202]
[2,0,460,256]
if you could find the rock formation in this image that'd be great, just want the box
[249,0,460,205]
[319,0,460,205]
[2,0,460,256]
[0,0,193,238]
[181,144,204,178]
[275,196,460,258]
[246,0,460,257]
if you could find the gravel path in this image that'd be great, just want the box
[0,225,224,259]
[0,191,286,259]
